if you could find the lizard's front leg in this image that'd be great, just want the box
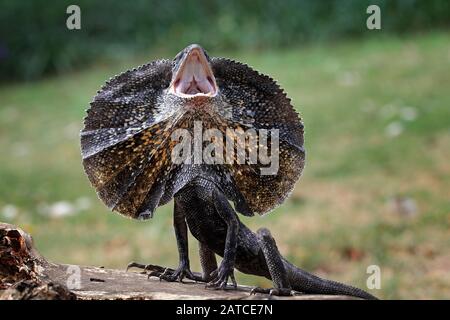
[206,189,239,290]
[159,199,202,282]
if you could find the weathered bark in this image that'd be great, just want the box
[0,223,356,300]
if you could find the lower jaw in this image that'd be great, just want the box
[169,87,218,99]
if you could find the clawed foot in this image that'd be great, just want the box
[157,262,200,283]
[126,261,203,283]
[205,263,237,290]
[250,286,296,296]
[126,261,168,275]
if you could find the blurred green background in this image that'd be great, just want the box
[0,1,449,299]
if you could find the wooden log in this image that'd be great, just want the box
[0,223,357,300]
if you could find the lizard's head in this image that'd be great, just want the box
[169,44,218,99]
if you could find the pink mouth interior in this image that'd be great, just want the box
[173,50,216,96]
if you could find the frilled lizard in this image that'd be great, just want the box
[81,44,377,299]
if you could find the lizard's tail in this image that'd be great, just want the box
[256,228,377,300]
[285,261,378,300]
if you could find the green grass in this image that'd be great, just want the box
[1,32,449,299]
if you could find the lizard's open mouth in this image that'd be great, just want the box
[169,47,218,98]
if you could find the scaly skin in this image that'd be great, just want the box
[81,45,305,219]
[151,177,376,300]
[81,44,376,299]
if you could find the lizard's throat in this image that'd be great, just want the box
[169,49,218,98]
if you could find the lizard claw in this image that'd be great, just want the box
[205,263,237,290]
[250,287,270,295]
[156,263,197,283]
[158,267,175,282]
[127,262,172,280]
[250,286,296,296]
[126,261,169,274]
[126,261,147,272]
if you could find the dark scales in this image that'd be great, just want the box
[80,45,376,299]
